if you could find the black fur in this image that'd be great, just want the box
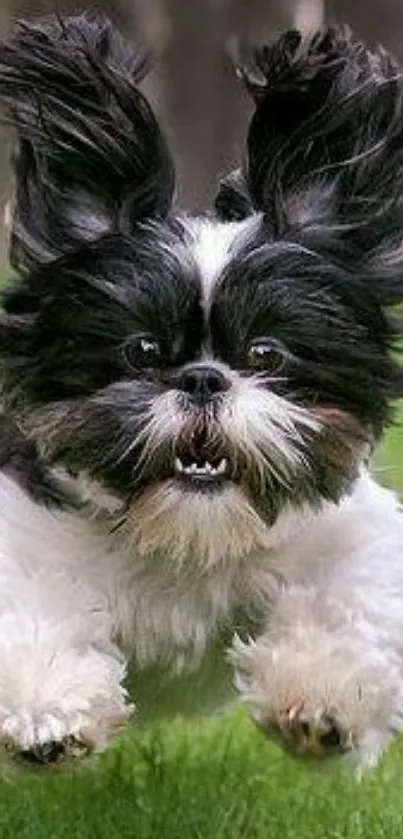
[215,25,403,429]
[0,412,75,508]
[0,13,175,272]
[0,17,402,520]
[214,169,253,221]
[1,222,203,405]
[210,226,400,433]
[236,26,403,252]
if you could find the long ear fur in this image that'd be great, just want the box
[0,13,175,271]
[230,26,403,306]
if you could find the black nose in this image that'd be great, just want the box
[178,364,230,402]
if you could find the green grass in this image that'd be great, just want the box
[0,417,402,838]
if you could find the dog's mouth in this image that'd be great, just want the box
[174,454,229,483]
[173,421,231,489]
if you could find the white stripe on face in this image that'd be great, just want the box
[187,215,261,314]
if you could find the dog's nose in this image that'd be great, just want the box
[178,364,230,402]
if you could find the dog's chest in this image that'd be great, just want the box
[116,557,269,719]
[0,473,271,672]
[113,552,268,671]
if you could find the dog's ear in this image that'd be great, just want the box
[214,168,254,221]
[0,13,175,272]
[233,26,403,305]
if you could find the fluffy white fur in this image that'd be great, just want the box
[0,218,400,772]
[190,216,261,311]
[2,12,403,779]
[0,463,402,772]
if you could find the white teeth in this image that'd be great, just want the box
[174,457,228,478]
[174,457,183,474]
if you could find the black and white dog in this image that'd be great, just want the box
[0,14,401,771]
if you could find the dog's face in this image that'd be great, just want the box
[0,18,402,564]
[0,213,384,562]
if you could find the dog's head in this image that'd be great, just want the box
[0,17,402,565]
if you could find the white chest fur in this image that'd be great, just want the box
[0,469,400,678]
[1,468,403,745]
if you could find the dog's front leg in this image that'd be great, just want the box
[231,546,403,772]
[0,576,133,765]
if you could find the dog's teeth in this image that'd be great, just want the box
[175,457,228,479]
[184,463,198,475]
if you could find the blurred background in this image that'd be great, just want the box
[0,0,402,262]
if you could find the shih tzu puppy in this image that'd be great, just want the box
[0,13,401,772]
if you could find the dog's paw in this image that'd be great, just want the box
[2,714,92,766]
[0,643,133,768]
[260,700,353,759]
[231,632,402,770]
[0,706,131,767]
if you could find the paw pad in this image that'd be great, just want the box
[270,704,353,759]
[319,724,343,750]
[7,735,90,767]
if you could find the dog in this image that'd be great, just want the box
[0,13,401,772]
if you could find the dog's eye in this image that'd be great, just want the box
[247,338,287,374]
[122,335,161,369]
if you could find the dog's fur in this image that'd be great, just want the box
[0,15,401,771]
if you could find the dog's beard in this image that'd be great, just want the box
[118,376,318,567]
[124,482,273,568]
[16,372,369,569]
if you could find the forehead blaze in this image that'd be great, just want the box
[0,212,398,435]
